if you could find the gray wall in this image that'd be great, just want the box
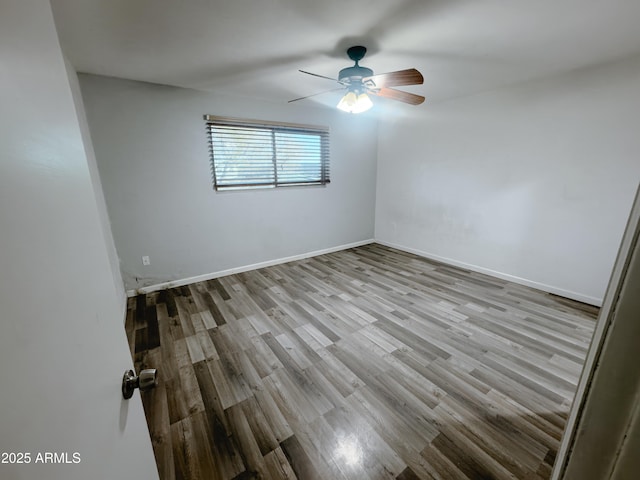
[79,75,378,291]
[67,60,126,311]
[375,55,640,305]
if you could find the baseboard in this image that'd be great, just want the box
[375,239,603,307]
[126,237,602,306]
[126,239,375,297]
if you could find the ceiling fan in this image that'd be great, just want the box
[289,45,425,113]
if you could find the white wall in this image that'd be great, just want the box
[78,75,378,291]
[0,2,156,479]
[375,55,640,305]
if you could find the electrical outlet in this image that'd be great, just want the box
[142,255,150,266]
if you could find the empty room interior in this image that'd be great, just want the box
[2,1,640,480]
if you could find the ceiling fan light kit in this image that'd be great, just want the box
[292,45,425,113]
[337,90,373,113]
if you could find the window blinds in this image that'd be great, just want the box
[205,116,330,190]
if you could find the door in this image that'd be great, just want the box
[552,184,640,479]
[0,2,157,479]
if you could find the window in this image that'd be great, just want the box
[205,115,330,191]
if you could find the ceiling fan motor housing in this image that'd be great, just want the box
[338,65,373,84]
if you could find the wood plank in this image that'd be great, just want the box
[280,435,321,480]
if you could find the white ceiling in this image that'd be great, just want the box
[51,0,640,111]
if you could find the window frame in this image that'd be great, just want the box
[204,115,330,191]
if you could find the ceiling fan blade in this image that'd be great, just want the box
[298,70,340,82]
[363,68,424,88]
[288,87,345,103]
[369,87,425,105]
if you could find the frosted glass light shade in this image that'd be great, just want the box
[337,91,373,113]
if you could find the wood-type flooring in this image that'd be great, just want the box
[126,244,598,480]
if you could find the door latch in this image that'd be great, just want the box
[122,369,158,399]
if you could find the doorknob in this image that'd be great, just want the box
[122,369,158,399]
